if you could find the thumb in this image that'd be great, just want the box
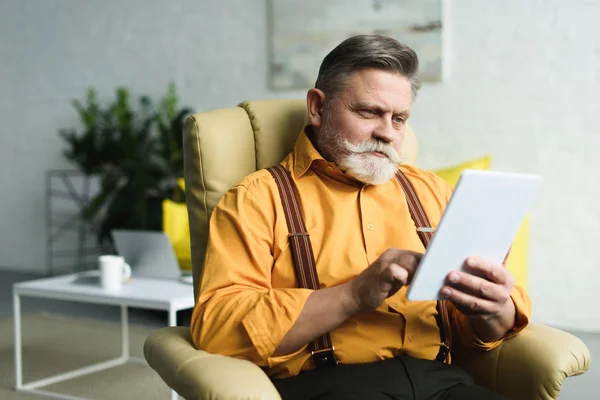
[386,263,409,286]
[381,263,408,297]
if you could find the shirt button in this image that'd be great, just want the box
[367,224,375,231]
[409,333,414,341]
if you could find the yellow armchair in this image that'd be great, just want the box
[144,100,590,400]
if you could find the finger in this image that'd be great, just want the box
[446,271,507,302]
[381,249,423,264]
[464,256,510,285]
[394,251,422,277]
[440,285,496,315]
[402,250,424,264]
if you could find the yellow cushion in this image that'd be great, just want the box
[433,155,491,187]
[162,178,192,271]
[430,156,528,289]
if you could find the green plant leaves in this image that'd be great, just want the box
[59,83,193,248]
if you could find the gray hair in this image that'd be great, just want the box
[315,35,421,101]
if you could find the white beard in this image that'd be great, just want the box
[317,123,403,185]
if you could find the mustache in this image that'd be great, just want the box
[343,139,402,164]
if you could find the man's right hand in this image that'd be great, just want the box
[347,249,423,313]
[274,248,422,356]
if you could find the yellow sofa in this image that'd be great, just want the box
[144,99,591,400]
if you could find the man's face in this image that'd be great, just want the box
[314,68,412,185]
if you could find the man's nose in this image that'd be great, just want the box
[372,119,395,143]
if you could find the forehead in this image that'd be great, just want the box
[338,68,412,109]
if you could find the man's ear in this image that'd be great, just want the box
[306,88,326,128]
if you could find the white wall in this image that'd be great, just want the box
[413,0,600,333]
[1,0,598,332]
[0,0,302,274]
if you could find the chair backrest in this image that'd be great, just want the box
[183,99,419,299]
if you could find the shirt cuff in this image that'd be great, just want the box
[242,288,313,362]
[465,285,532,350]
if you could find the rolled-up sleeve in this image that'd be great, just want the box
[450,284,532,350]
[190,182,312,367]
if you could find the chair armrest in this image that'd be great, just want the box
[144,327,281,400]
[452,323,591,400]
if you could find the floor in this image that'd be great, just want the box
[1,270,597,399]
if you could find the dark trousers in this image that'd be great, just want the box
[272,355,509,400]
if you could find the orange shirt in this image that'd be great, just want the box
[190,127,532,379]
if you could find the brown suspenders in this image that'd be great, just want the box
[266,165,451,367]
[267,165,337,368]
[394,171,452,362]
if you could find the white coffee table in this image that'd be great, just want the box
[13,272,195,400]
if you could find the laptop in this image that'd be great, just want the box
[111,229,193,284]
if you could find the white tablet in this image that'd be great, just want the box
[406,169,542,301]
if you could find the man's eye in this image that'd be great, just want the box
[359,110,376,118]
[394,117,406,124]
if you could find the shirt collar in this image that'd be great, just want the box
[292,125,325,179]
[291,125,363,187]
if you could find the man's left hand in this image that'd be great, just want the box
[441,256,516,341]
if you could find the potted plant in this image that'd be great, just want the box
[59,83,193,251]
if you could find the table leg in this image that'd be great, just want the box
[168,307,176,327]
[168,307,179,399]
[121,305,129,360]
[14,291,22,389]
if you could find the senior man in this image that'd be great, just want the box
[190,34,530,400]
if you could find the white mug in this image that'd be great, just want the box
[99,255,131,291]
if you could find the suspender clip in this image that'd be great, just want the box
[311,347,338,368]
[416,227,435,233]
[288,232,309,237]
[435,343,450,362]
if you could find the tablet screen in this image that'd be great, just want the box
[406,169,542,301]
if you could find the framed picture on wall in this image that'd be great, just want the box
[268,0,442,90]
